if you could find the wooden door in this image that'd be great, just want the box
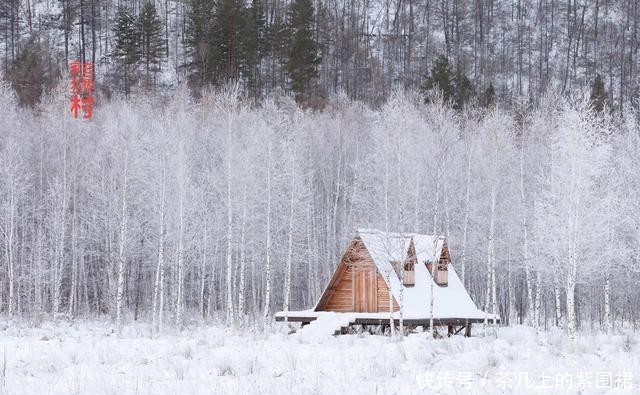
[353,268,377,312]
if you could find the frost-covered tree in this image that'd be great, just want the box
[0,78,639,336]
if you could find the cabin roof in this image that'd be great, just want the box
[356,228,496,320]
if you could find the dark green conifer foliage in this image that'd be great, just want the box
[138,2,165,88]
[287,0,319,104]
[112,7,140,95]
[422,55,476,110]
[422,55,455,103]
[186,0,264,91]
[243,0,267,97]
[590,74,606,113]
[7,37,60,107]
[453,69,475,111]
[213,0,246,81]
[480,83,496,108]
[185,0,216,87]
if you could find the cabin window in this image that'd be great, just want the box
[426,259,449,287]
[390,260,416,286]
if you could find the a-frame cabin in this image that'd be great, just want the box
[276,229,499,336]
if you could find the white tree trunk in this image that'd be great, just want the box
[508,253,516,324]
[566,161,582,341]
[432,167,440,235]
[429,257,436,335]
[443,180,451,240]
[283,149,296,322]
[68,175,78,317]
[387,271,395,336]
[263,142,272,327]
[200,220,207,318]
[485,178,498,326]
[116,150,129,331]
[604,269,611,334]
[460,149,472,285]
[604,214,613,335]
[175,172,185,329]
[238,185,247,318]
[53,149,68,316]
[6,175,15,316]
[396,149,405,337]
[554,277,563,328]
[306,203,315,306]
[520,139,534,324]
[566,270,576,340]
[152,163,166,332]
[225,112,234,325]
[534,271,542,333]
[207,243,219,317]
[250,256,257,315]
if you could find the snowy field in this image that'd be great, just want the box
[0,319,638,395]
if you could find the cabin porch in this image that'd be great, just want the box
[275,310,499,337]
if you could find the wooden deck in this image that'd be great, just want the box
[275,315,499,326]
[276,313,499,337]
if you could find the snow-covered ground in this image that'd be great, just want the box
[0,319,638,394]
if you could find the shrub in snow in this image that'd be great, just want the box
[217,360,236,377]
[546,330,565,357]
[484,352,500,369]
[621,333,636,353]
[182,344,193,360]
[173,361,186,380]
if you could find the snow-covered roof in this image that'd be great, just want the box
[356,228,497,320]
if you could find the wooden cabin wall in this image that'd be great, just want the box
[376,274,400,312]
[323,265,353,311]
[319,238,399,313]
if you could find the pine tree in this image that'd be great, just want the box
[287,0,319,104]
[422,55,455,104]
[590,74,606,113]
[480,83,496,108]
[138,2,165,88]
[185,0,215,88]
[242,0,267,98]
[112,7,140,95]
[267,15,289,91]
[422,55,476,110]
[213,0,246,81]
[7,36,59,106]
[453,68,475,111]
[249,0,267,55]
[186,0,257,88]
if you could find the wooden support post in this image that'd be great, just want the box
[447,325,454,337]
[465,323,472,337]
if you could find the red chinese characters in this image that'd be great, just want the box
[70,62,95,119]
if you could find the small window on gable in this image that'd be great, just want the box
[390,259,416,286]
[426,258,449,287]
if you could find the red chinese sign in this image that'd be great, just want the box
[70,62,94,120]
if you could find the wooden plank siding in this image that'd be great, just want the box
[316,238,399,313]
[324,265,353,311]
[376,274,400,312]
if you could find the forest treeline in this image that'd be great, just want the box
[0,82,639,337]
[0,0,638,109]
